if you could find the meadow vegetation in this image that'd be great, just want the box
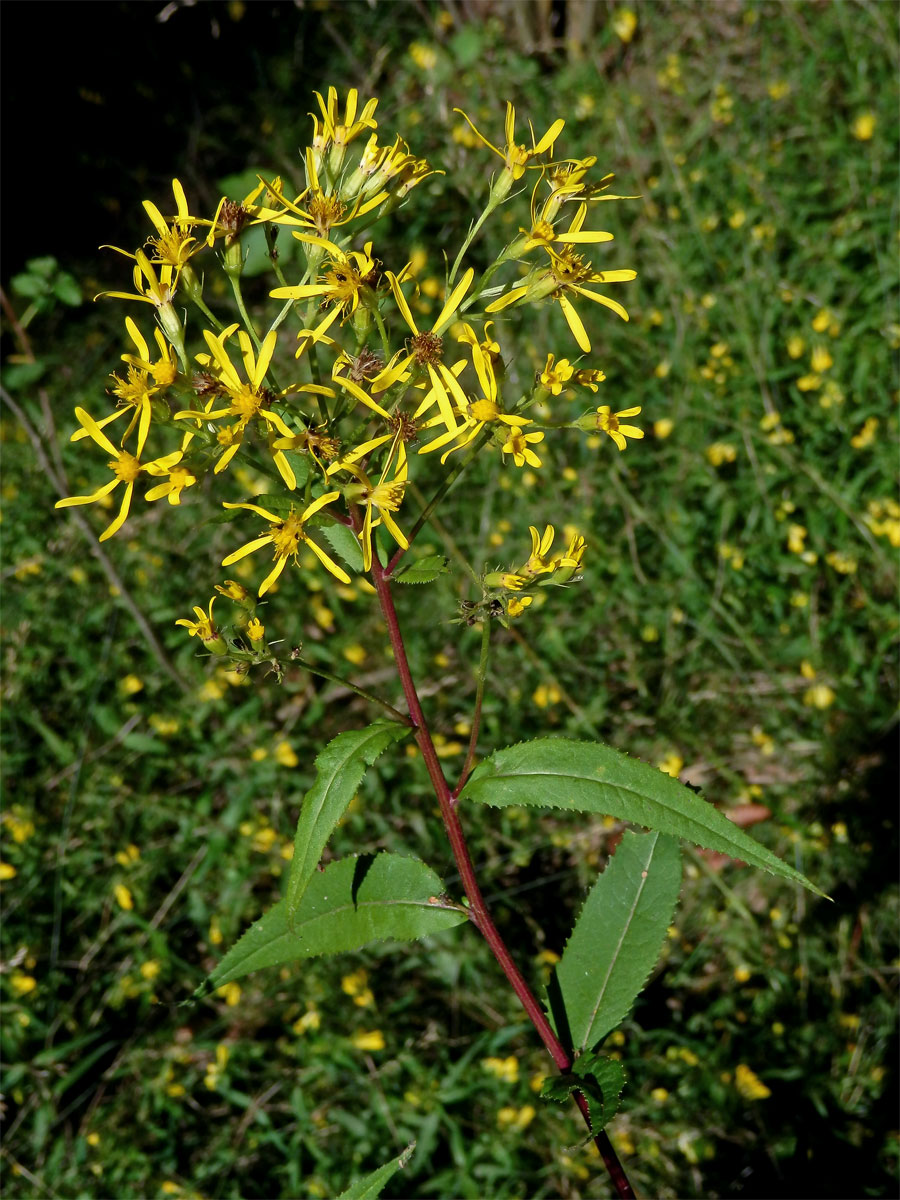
[1,2,897,1197]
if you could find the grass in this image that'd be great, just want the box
[1,2,897,1197]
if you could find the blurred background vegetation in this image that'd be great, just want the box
[1,1,897,1197]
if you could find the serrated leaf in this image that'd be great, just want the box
[285,723,409,922]
[198,854,466,994]
[548,830,682,1052]
[321,522,365,573]
[460,738,824,895]
[335,1143,416,1200]
[540,1053,626,1134]
[392,555,449,584]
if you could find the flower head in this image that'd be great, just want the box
[175,597,226,653]
[455,102,565,183]
[55,407,180,540]
[222,494,350,596]
[594,405,643,451]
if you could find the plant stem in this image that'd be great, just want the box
[369,558,634,1199]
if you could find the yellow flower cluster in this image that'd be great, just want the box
[55,88,642,651]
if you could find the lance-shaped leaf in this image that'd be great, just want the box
[335,1143,416,1200]
[196,854,466,995]
[459,738,824,895]
[540,1052,626,1135]
[285,722,409,922]
[547,830,682,1052]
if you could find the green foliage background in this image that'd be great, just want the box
[2,2,897,1197]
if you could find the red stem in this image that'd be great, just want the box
[369,556,634,1199]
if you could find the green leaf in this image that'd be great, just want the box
[335,1143,416,1200]
[27,256,58,278]
[460,738,824,895]
[285,723,409,922]
[10,272,48,299]
[197,854,466,994]
[2,362,47,390]
[548,830,682,1052]
[53,274,82,306]
[321,522,365,573]
[392,554,449,584]
[540,1052,626,1134]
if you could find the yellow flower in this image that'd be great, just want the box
[612,8,637,42]
[0,862,17,881]
[654,417,674,438]
[706,442,736,467]
[409,42,438,70]
[540,353,575,395]
[594,405,643,452]
[270,239,380,346]
[507,595,533,618]
[825,551,857,575]
[787,524,807,554]
[375,267,474,432]
[852,112,876,141]
[803,684,836,709]
[293,1006,321,1034]
[180,325,299,486]
[850,417,878,449]
[533,683,562,708]
[329,435,409,571]
[751,726,775,755]
[10,971,37,996]
[351,1029,385,1052]
[139,178,204,275]
[810,345,833,373]
[502,427,545,468]
[216,981,242,1007]
[55,408,180,542]
[2,811,35,844]
[274,740,299,768]
[175,597,224,650]
[454,100,565,183]
[482,1055,519,1083]
[497,1105,536,1130]
[796,372,823,391]
[222,494,350,596]
[734,1063,771,1100]
[140,960,161,981]
[657,752,683,778]
[114,884,134,911]
[96,248,178,311]
[488,244,636,353]
[651,1087,669,1102]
